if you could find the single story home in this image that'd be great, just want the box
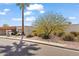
[0,26,33,36]
[0,26,16,35]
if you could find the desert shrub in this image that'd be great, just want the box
[42,35,50,39]
[32,30,50,39]
[37,33,43,37]
[26,34,33,38]
[32,30,38,36]
[56,32,65,37]
[16,33,21,36]
[15,34,18,36]
[53,32,57,35]
[37,33,49,39]
[41,34,50,39]
[74,36,79,42]
[62,33,75,41]
[33,33,37,36]
[33,13,70,39]
[70,32,78,37]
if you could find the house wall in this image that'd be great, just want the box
[65,24,79,32]
[0,30,6,35]
[24,26,33,35]
[16,26,33,35]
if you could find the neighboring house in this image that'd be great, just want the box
[0,24,79,36]
[0,26,33,36]
[0,26,16,35]
[65,24,79,32]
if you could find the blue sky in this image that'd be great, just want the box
[0,3,79,26]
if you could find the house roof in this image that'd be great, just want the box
[0,26,16,30]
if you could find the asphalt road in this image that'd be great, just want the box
[0,38,79,56]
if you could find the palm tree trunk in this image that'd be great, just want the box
[19,3,24,44]
[22,3,24,35]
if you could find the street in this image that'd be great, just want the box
[0,38,79,56]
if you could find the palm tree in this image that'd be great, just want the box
[14,3,30,52]
[16,3,30,36]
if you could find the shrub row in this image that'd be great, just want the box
[26,31,79,42]
[62,33,75,41]
[26,34,33,38]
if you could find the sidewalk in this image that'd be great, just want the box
[0,36,79,51]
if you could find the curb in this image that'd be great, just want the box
[0,36,79,51]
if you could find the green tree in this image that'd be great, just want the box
[33,13,70,39]
[3,24,9,27]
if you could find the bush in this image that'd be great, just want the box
[74,36,79,42]
[42,35,50,39]
[33,33,37,36]
[62,33,75,41]
[26,34,33,38]
[32,32,37,36]
[42,34,50,39]
[37,33,50,39]
[70,32,79,37]
[37,33,43,37]
[57,32,65,37]
[53,32,57,35]
[32,30,45,37]
[33,13,70,40]
[16,33,21,36]
[32,30,38,36]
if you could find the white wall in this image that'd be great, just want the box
[16,26,33,35]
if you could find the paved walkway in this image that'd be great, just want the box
[0,38,79,56]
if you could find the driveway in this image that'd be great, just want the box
[0,38,79,56]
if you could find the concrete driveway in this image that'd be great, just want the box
[0,38,79,56]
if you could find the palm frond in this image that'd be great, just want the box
[16,3,30,9]
[25,3,30,7]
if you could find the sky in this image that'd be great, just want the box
[0,3,79,26]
